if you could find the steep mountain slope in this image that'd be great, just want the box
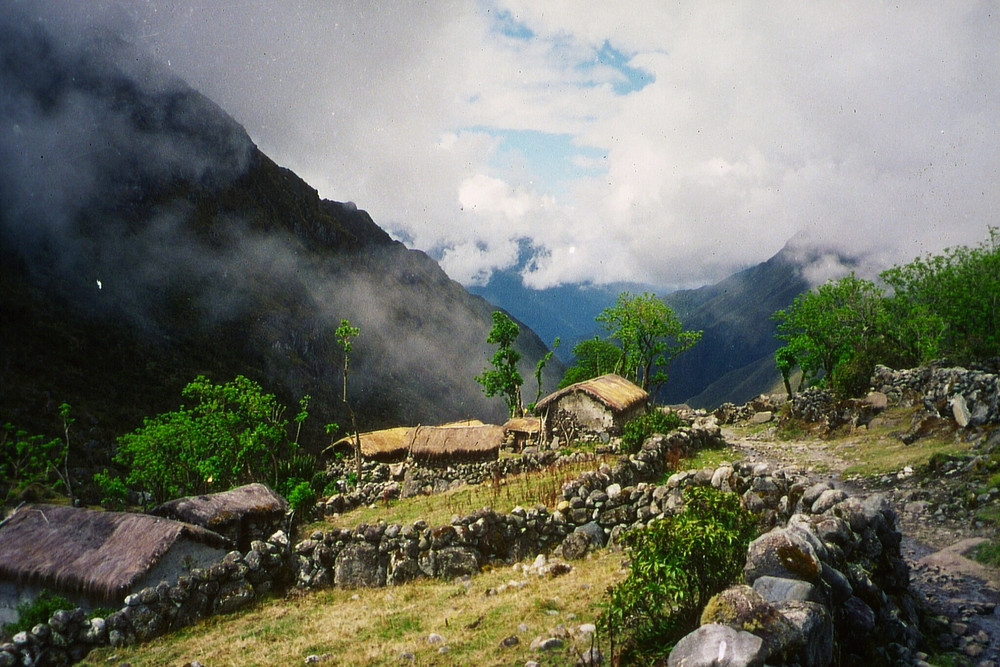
[660,243,859,407]
[0,17,561,454]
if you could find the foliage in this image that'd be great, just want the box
[599,487,757,663]
[596,292,702,395]
[2,590,75,638]
[335,319,364,482]
[1,421,67,504]
[559,336,623,388]
[475,310,525,417]
[528,337,559,411]
[98,375,307,506]
[621,409,682,454]
[972,540,1000,568]
[284,480,315,517]
[881,226,1000,365]
[773,274,889,392]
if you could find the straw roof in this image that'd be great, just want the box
[328,426,414,462]
[150,483,288,530]
[535,373,648,413]
[407,423,504,463]
[0,504,227,602]
[503,416,544,435]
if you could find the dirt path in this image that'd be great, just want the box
[723,427,1000,665]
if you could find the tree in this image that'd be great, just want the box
[773,274,891,397]
[559,336,623,388]
[528,337,559,411]
[596,292,702,395]
[476,310,525,418]
[881,226,1000,364]
[98,376,305,506]
[335,319,363,483]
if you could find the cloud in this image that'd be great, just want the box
[7,0,999,291]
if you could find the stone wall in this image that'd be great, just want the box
[873,363,1000,427]
[668,482,921,666]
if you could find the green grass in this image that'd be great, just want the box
[972,540,1000,567]
[81,549,625,667]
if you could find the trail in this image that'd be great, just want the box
[723,426,1000,665]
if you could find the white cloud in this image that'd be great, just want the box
[22,0,1000,289]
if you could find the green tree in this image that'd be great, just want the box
[1,423,65,503]
[528,337,559,411]
[881,227,1000,364]
[99,375,305,506]
[335,319,363,483]
[559,336,624,388]
[475,311,525,418]
[596,292,702,395]
[773,273,893,396]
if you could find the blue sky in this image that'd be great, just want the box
[29,0,1000,290]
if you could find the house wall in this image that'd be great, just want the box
[0,580,92,629]
[548,393,615,438]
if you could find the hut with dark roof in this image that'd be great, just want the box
[150,483,288,551]
[0,504,228,626]
[535,373,648,441]
[406,423,504,465]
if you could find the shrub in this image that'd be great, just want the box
[598,486,758,663]
[284,480,315,518]
[2,590,75,638]
[621,409,682,454]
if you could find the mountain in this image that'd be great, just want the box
[0,18,562,456]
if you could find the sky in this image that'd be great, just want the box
[14,0,1000,290]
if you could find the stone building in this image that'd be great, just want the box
[536,373,649,441]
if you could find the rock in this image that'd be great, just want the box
[334,542,385,587]
[751,411,773,424]
[811,489,848,514]
[558,531,592,560]
[578,647,603,665]
[435,547,480,579]
[752,576,821,604]
[774,600,834,667]
[700,586,802,662]
[575,521,606,548]
[745,528,823,584]
[427,633,445,644]
[951,394,971,427]
[667,624,766,667]
[499,634,520,648]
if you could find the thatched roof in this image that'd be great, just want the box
[0,504,227,602]
[407,423,504,463]
[503,416,544,435]
[535,373,648,413]
[327,426,414,462]
[150,483,288,530]
[327,421,487,462]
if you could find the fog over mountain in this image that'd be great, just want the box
[0,9,561,447]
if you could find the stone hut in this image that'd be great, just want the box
[502,416,545,451]
[406,423,504,465]
[0,504,228,627]
[326,426,413,463]
[536,373,649,440]
[150,483,289,551]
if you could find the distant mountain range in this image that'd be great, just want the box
[473,242,859,408]
[0,20,561,455]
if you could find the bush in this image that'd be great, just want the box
[598,486,758,663]
[2,590,75,638]
[284,480,315,518]
[621,409,682,453]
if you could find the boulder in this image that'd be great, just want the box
[667,624,766,667]
[774,600,834,667]
[334,542,385,587]
[745,528,823,584]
